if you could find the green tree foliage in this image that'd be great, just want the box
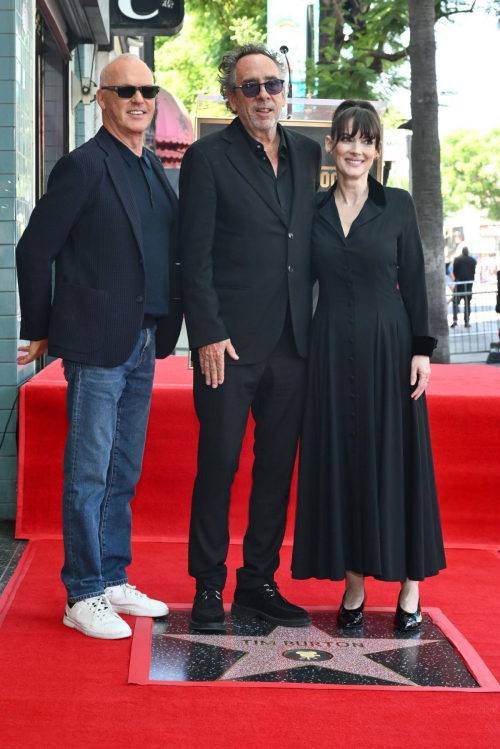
[312,0,410,100]
[441,128,500,220]
[155,1,499,114]
[155,0,266,116]
[312,1,497,100]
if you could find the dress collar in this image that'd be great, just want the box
[318,173,386,209]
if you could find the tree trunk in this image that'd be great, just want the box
[408,0,450,363]
[319,0,344,64]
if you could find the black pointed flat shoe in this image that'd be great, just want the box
[337,593,365,629]
[394,596,422,631]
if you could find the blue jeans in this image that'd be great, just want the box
[61,329,156,604]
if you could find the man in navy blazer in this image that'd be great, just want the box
[16,54,182,640]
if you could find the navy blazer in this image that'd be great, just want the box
[16,127,182,367]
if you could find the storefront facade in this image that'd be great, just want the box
[0,0,117,518]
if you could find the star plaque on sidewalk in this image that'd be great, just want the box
[128,609,500,690]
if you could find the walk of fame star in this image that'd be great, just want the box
[162,624,443,685]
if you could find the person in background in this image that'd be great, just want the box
[445,261,455,305]
[16,54,182,640]
[451,247,477,328]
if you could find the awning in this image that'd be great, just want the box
[155,88,193,167]
[38,0,110,60]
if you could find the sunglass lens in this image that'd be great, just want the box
[117,86,136,99]
[116,85,159,98]
[265,79,283,95]
[141,86,159,99]
[241,83,260,98]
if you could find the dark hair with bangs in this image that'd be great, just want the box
[330,99,381,151]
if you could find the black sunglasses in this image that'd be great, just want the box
[101,85,160,99]
[234,79,285,99]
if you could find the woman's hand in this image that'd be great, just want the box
[410,355,431,400]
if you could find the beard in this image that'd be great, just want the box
[247,102,280,131]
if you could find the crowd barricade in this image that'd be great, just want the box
[448,279,499,355]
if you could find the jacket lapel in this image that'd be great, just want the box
[284,128,303,233]
[223,121,288,227]
[348,175,386,236]
[316,186,345,242]
[148,155,180,263]
[96,128,144,256]
[348,199,384,236]
[148,153,179,212]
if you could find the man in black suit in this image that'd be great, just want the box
[451,247,477,328]
[180,44,322,631]
[16,55,182,640]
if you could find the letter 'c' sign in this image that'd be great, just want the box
[118,0,159,20]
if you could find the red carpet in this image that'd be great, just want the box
[16,359,500,547]
[0,541,499,748]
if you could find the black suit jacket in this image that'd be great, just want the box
[16,127,182,367]
[179,118,322,364]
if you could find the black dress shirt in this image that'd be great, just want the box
[111,135,172,323]
[236,118,293,223]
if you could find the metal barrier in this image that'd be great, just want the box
[447,280,499,354]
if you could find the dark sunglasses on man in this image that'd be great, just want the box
[235,79,285,99]
[101,85,160,99]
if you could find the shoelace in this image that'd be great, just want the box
[200,589,222,601]
[259,584,276,600]
[259,583,289,602]
[121,584,146,599]
[89,595,117,621]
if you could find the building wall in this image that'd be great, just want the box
[0,0,35,520]
[43,46,67,186]
[0,9,120,519]
[74,45,110,150]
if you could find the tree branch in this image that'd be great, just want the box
[360,48,408,62]
[348,0,367,15]
[210,0,232,36]
[439,1,478,19]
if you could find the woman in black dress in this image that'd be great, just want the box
[292,100,446,630]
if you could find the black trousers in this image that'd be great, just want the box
[452,284,473,324]
[188,311,308,591]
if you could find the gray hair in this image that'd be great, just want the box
[99,54,153,87]
[218,43,287,112]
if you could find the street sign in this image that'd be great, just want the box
[383,129,410,162]
[110,0,184,36]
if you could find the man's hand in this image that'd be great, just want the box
[410,355,431,401]
[17,339,48,366]
[199,339,239,388]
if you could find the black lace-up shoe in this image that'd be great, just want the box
[190,587,226,632]
[231,582,311,627]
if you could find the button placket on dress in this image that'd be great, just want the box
[343,236,357,445]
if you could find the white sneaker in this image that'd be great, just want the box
[105,583,169,618]
[63,594,132,640]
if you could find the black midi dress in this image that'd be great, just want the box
[292,176,446,582]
